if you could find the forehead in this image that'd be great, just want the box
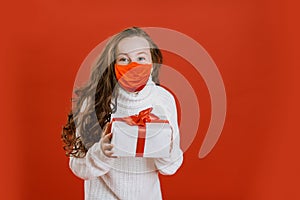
[116,36,150,55]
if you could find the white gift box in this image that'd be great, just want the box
[110,108,172,158]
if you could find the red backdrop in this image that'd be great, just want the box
[1,0,299,199]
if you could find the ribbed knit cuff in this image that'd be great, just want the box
[89,141,113,170]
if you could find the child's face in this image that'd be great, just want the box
[116,36,152,65]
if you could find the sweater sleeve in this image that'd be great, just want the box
[69,141,113,180]
[154,93,184,175]
[68,97,113,180]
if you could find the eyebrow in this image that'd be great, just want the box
[116,51,148,57]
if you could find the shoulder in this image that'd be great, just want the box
[154,85,176,104]
[153,85,179,125]
[153,85,177,114]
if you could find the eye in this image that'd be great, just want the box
[117,56,130,64]
[120,58,128,62]
[137,57,146,62]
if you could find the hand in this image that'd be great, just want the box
[169,132,173,154]
[100,122,116,158]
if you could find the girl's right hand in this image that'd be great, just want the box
[100,122,116,158]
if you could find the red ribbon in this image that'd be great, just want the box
[112,107,169,157]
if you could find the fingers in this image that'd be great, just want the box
[102,143,113,151]
[169,133,174,153]
[103,143,114,157]
[101,131,116,158]
[102,132,112,143]
[102,143,117,158]
[170,141,173,153]
[101,122,110,138]
[101,122,117,158]
[101,141,114,157]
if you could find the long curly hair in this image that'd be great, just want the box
[61,27,163,158]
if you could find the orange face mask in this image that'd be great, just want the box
[114,62,152,92]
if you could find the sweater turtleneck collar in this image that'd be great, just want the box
[113,75,156,110]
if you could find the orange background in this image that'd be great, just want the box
[1,0,299,199]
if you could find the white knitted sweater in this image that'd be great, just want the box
[69,77,183,200]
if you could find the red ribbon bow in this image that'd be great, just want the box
[122,107,159,127]
[112,107,168,126]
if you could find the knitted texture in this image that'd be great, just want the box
[69,77,183,200]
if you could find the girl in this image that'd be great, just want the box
[62,27,183,200]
